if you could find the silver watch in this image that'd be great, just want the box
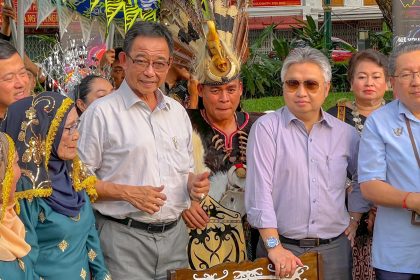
[264,236,280,249]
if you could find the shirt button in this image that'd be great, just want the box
[311,220,315,224]
[309,138,312,142]
[311,159,315,163]
[312,178,316,182]
[312,199,316,203]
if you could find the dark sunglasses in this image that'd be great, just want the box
[284,79,320,92]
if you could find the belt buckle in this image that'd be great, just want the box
[299,238,319,248]
[147,223,165,233]
[147,223,155,233]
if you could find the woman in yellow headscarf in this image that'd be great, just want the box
[0,132,33,279]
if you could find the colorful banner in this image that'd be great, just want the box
[0,0,58,27]
[252,0,301,6]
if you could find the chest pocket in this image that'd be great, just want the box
[328,156,348,190]
[168,134,190,174]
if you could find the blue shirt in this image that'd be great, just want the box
[246,106,369,239]
[359,100,420,273]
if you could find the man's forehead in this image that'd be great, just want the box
[285,63,324,76]
[205,80,241,89]
[0,59,25,73]
[396,50,420,66]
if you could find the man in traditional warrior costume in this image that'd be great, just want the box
[160,0,261,270]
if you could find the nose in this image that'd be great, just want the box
[411,72,420,84]
[14,74,26,88]
[366,76,374,85]
[296,84,308,97]
[72,129,80,141]
[143,62,155,77]
[219,91,229,102]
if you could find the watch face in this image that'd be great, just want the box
[266,237,279,249]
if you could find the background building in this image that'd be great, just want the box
[248,0,384,52]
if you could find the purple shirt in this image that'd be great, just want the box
[245,106,369,239]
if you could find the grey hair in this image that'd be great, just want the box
[389,40,420,75]
[280,47,331,82]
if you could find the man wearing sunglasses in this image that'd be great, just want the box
[359,41,420,279]
[245,47,368,279]
[77,21,210,280]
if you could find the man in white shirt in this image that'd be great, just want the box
[78,21,210,280]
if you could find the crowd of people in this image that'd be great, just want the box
[0,3,419,280]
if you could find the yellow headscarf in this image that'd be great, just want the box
[0,133,30,261]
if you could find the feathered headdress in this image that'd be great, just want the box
[160,0,248,85]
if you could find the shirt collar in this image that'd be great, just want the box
[283,106,334,128]
[119,79,170,110]
[397,100,420,122]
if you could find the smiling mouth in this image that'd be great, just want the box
[14,91,26,99]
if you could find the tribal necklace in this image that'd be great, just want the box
[351,99,386,133]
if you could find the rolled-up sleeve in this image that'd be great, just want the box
[358,116,387,183]
[245,116,278,229]
[347,127,370,213]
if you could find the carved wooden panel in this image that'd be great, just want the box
[168,251,323,280]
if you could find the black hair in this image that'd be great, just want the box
[347,49,389,83]
[0,39,18,60]
[74,74,103,116]
[123,21,173,56]
[114,47,123,62]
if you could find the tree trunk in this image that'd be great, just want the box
[376,0,392,30]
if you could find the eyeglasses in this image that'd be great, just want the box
[284,79,320,92]
[64,119,80,135]
[393,71,420,82]
[126,54,170,71]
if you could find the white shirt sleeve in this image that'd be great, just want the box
[77,106,106,174]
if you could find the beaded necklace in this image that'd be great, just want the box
[351,99,386,133]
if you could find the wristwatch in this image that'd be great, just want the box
[264,236,280,249]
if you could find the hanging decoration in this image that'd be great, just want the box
[56,0,75,38]
[36,0,57,28]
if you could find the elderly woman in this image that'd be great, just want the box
[328,49,388,132]
[0,133,33,279]
[328,49,389,280]
[1,92,111,279]
[74,75,114,116]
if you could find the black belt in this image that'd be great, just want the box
[100,213,178,233]
[280,233,343,248]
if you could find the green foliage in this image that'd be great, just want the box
[331,61,350,92]
[369,22,393,55]
[272,36,290,61]
[241,16,359,98]
[242,91,394,112]
[26,34,58,62]
[241,25,282,98]
[291,15,328,56]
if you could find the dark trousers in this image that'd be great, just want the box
[376,269,420,280]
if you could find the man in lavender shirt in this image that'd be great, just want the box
[245,47,369,280]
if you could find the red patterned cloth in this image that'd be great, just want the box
[352,234,375,280]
